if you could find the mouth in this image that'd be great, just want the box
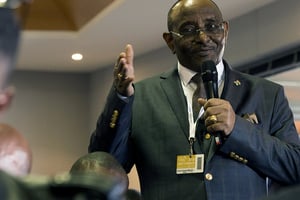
[192,48,214,57]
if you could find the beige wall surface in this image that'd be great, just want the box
[1,71,90,175]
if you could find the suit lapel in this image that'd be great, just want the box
[221,61,251,112]
[206,61,250,162]
[160,69,190,140]
[206,137,217,163]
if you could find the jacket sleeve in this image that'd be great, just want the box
[220,85,300,185]
[88,86,134,172]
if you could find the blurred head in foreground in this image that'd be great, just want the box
[0,123,32,176]
[70,151,129,198]
[0,7,20,115]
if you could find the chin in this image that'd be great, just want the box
[192,57,215,66]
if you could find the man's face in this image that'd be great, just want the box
[164,0,228,72]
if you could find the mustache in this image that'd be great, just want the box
[188,47,215,54]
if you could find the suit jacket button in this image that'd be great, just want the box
[109,122,116,128]
[234,155,240,160]
[110,110,119,128]
[113,110,119,116]
[242,159,248,164]
[205,133,211,140]
[205,173,213,181]
[229,152,235,158]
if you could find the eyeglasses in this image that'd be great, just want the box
[170,22,225,38]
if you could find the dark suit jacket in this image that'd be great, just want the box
[89,61,300,200]
[259,184,300,200]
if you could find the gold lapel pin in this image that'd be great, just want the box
[234,80,241,86]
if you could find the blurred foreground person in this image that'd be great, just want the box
[0,1,127,200]
[0,123,32,176]
[0,170,127,200]
[70,151,129,200]
[0,3,20,115]
[0,0,29,178]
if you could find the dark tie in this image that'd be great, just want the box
[191,74,206,121]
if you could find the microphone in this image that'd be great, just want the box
[201,60,218,99]
[201,60,222,145]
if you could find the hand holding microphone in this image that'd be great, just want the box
[199,61,235,137]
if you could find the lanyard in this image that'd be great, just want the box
[187,100,204,155]
[182,72,224,155]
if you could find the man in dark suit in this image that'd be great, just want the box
[88,0,300,199]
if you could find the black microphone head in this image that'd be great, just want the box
[201,60,218,83]
[201,60,219,98]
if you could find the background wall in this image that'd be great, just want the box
[1,71,90,175]
[225,0,300,66]
[1,0,300,190]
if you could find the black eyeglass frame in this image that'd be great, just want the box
[170,21,226,39]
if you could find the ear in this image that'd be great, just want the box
[163,32,176,54]
[0,86,15,112]
[223,21,229,41]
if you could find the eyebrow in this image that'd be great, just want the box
[179,18,221,27]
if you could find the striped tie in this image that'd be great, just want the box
[191,74,206,121]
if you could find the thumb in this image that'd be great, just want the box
[198,98,207,107]
[125,44,134,65]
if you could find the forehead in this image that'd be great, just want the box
[170,1,222,26]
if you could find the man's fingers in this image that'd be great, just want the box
[125,44,134,65]
[198,98,207,107]
[113,44,135,97]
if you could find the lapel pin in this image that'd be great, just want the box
[234,80,241,86]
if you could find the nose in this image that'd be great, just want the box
[196,30,210,42]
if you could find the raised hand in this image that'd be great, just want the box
[113,44,135,96]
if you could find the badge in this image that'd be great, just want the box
[176,154,204,174]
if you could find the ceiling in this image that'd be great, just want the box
[13,0,300,120]
[15,0,279,72]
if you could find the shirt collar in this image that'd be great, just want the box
[178,60,225,86]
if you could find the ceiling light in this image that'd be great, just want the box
[71,53,83,61]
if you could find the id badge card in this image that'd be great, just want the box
[176,154,204,174]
